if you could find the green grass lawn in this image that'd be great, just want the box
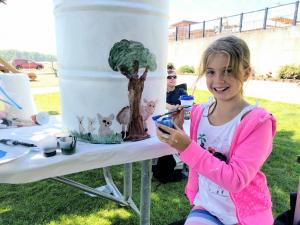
[0,90,299,225]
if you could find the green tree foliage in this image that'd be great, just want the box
[0,49,56,62]
[177,65,195,74]
[277,64,300,80]
[108,39,156,76]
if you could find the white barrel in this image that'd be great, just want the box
[53,0,169,143]
[0,74,36,120]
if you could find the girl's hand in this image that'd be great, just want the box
[171,105,184,130]
[156,123,192,152]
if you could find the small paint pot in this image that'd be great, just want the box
[57,136,77,155]
[156,116,174,134]
[179,95,194,120]
[43,148,56,157]
[40,135,57,157]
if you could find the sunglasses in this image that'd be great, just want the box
[167,75,177,79]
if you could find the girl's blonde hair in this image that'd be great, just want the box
[199,35,252,84]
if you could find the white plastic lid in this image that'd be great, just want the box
[36,112,49,125]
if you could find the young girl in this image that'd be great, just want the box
[156,35,276,225]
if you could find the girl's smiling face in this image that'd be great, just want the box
[205,53,244,103]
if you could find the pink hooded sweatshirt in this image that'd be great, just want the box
[179,104,276,225]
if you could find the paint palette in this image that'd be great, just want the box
[0,147,30,165]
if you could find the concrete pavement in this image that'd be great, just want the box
[31,86,59,94]
[30,75,300,105]
[177,75,300,105]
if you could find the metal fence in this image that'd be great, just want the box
[169,1,300,41]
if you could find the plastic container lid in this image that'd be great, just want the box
[35,112,49,125]
[179,95,194,100]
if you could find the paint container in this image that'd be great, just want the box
[156,116,174,135]
[43,148,57,157]
[179,95,194,120]
[35,135,57,157]
[57,136,77,155]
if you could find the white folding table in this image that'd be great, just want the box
[0,116,179,225]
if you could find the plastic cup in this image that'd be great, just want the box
[179,95,194,120]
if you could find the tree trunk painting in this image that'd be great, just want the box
[108,39,157,141]
[126,68,149,141]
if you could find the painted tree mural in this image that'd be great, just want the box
[108,39,157,141]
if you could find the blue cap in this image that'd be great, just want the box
[179,95,194,100]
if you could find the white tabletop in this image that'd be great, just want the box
[0,116,182,184]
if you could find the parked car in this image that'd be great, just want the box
[12,59,44,70]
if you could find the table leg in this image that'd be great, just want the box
[124,163,132,199]
[124,163,140,215]
[140,159,152,225]
[103,167,123,198]
[53,164,141,215]
[52,176,128,205]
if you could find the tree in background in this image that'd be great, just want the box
[0,0,6,4]
[108,39,157,141]
[0,50,56,62]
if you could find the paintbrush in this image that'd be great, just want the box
[152,105,191,121]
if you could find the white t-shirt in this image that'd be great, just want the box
[193,102,257,225]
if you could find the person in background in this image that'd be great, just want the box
[157,36,276,225]
[152,64,188,184]
[166,64,187,111]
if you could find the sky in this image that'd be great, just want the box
[0,0,295,55]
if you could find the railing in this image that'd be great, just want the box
[169,1,300,41]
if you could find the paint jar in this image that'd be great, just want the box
[179,95,194,120]
[57,136,77,155]
[41,135,58,157]
[156,116,174,134]
[43,148,57,157]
